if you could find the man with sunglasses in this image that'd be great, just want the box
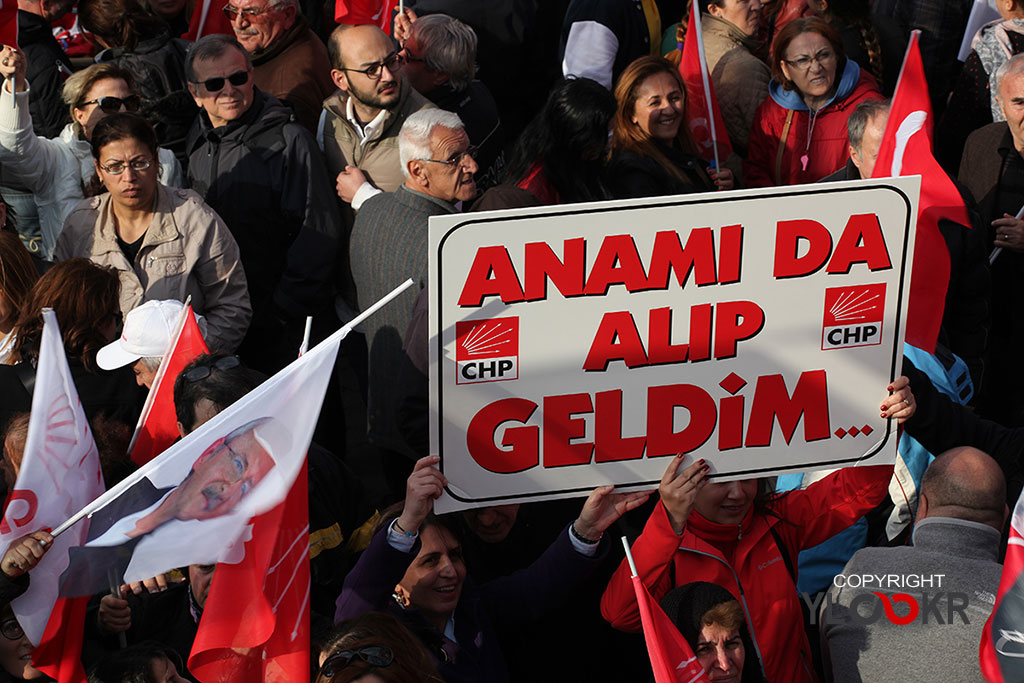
[184,34,340,375]
[222,0,334,134]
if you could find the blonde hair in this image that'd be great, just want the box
[61,63,134,127]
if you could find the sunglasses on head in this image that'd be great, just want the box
[191,70,250,93]
[320,646,394,678]
[80,95,141,113]
[182,355,242,384]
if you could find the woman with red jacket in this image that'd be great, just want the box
[744,16,881,187]
[600,377,915,682]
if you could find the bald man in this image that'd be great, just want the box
[822,447,1006,683]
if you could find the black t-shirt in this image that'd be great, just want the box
[117,232,145,264]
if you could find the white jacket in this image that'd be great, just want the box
[0,83,183,259]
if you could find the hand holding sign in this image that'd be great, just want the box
[396,455,448,536]
[659,457,710,534]
[573,486,652,541]
[881,375,915,423]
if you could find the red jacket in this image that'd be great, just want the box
[744,64,881,187]
[600,464,892,682]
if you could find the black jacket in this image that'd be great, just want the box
[185,92,340,370]
[609,146,716,199]
[96,32,197,165]
[18,10,71,140]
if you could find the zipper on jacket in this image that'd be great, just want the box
[737,523,743,540]
[146,254,180,268]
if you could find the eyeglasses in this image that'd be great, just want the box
[190,70,250,93]
[320,646,394,678]
[401,48,427,64]
[79,95,141,113]
[98,157,153,175]
[340,51,402,80]
[417,146,478,168]
[222,2,281,19]
[784,48,835,72]
[0,619,24,641]
[182,355,242,383]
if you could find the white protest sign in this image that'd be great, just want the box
[430,178,920,512]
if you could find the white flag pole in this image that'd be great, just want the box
[51,278,415,539]
[989,204,1024,265]
[691,5,720,175]
[621,536,639,577]
[298,316,313,357]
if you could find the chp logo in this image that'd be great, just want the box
[455,317,519,385]
[821,283,886,350]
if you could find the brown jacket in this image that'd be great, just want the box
[959,121,1015,226]
[55,184,252,353]
[252,17,335,135]
[701,14,769,156]
[320,79,434,193]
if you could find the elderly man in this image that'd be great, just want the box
[822,447,1006,682]
[184,34,340,374]
[398,13,503,190]
[960,53,1024,426]
[224,0,333,133]
[350,109,476,491]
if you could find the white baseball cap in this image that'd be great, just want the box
[97,300,192,370]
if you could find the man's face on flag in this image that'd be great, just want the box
[175,425,275,521]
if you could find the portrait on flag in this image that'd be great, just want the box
[430,179,920,512]
[60,416,291,596]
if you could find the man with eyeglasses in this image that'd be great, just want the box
[349,108,477,494]
[222,0,334,134]
[183,34,341,374]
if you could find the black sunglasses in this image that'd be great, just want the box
[191,70,250,93]
[181,355,242,384]
[79,95,140,113]
[320,646,394,677]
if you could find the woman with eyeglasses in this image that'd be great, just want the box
[78,0,197,164]
[54,114,251,354]
[0,604,48,682]
[0,53,183,261]
[317,612,441,683]
[743,16,880,187]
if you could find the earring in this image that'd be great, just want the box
[392,588,410,609]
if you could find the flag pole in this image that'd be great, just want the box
[989,204,1024,264]
[690,5,721,176]
[50,278,415,539]
[298,316,313,356]
[621,536,639,577]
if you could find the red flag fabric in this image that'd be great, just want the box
[185,0,234,41]
[632,575,710,683]
[189,463,310,682]
[679,4,733,166]
[32,596,89,683]
[870,30,970,353]
[980,488,1024,682]
[334,0,396,33]
[0,0,17,48]
[129,306,210,466]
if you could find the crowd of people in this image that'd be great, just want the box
[0,0,1019,681]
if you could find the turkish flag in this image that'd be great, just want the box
[679,3,732,166]
[334,0,397,33]
[0,0,17,48]
[871,30,970,353]
[631,575,710,683]
[128,306,209,466]
[188,463,310,683]
[980,487,1024,682]
[32,597,89,683]
[185,0,234,41]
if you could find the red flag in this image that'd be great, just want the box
[185,0,235,41]
[871,30,970,353]
[129,306,210,466]
[632,575,710,683]
[188,462,310,682]
[32,597,88,683]
[0,0,17,48]
[980,488,1024,682]
[334,0,396,33]
[679,3,732,167]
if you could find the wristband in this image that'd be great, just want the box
[393,519,416,537]
[570,522,600,545]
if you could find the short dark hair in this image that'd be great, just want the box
[185,34,252,83]
[173,354,261,434]
[87,640,183,683]
[847,98,890,151]
[90,112,159,160]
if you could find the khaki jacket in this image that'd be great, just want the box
[55,184,252,353]
[320,80,434,192]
